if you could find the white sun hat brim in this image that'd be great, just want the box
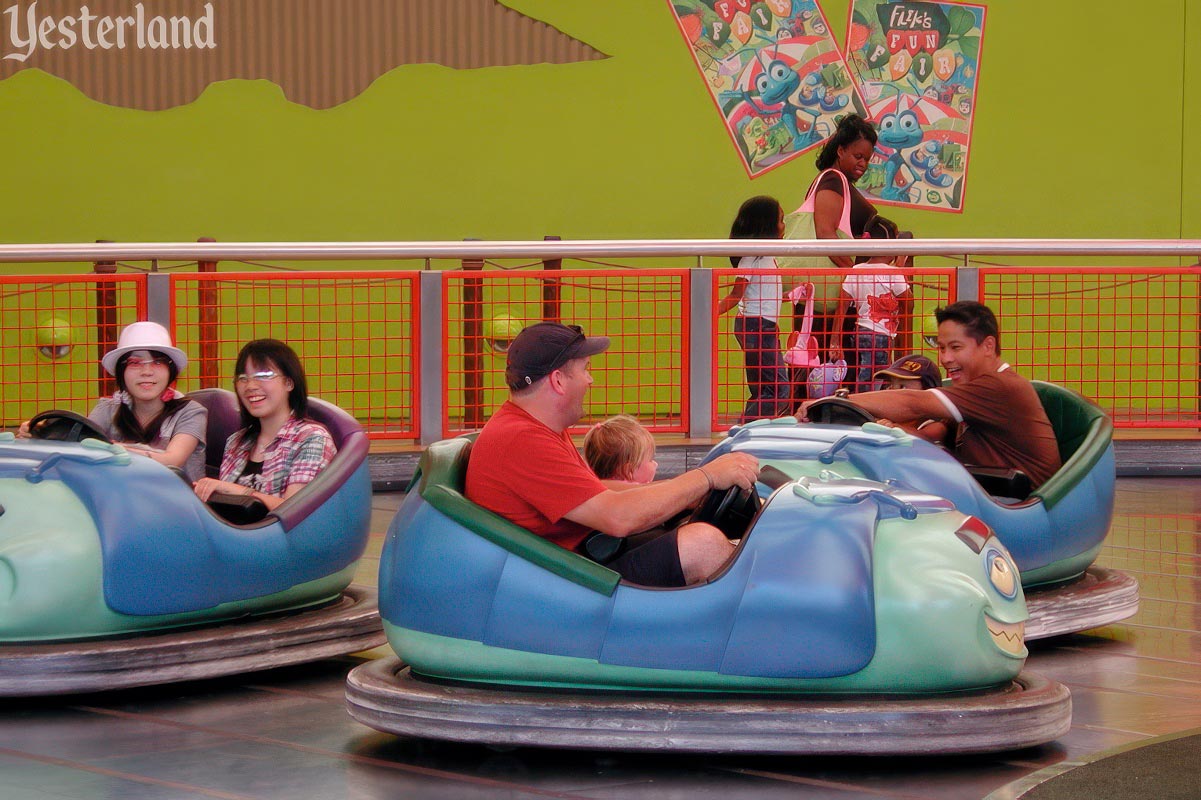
[100,321,188,376]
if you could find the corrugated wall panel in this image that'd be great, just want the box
[0,0,607,110]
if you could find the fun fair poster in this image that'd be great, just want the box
[844,0,986,212]
[668,0,867,178]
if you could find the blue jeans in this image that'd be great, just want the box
[734,315,788,423]
[853,331,893,392]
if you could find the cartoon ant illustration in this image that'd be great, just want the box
[783,9,826,38]
[798,72,849,112]
[719,33,823,151]
[872,90,955,201]
[909,141,954,188]
[874,92,925,201]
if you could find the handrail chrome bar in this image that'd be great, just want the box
[1,239,1200,264]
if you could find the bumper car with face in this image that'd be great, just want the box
[716,381,1136,639]
[346,436,1071,756]
[0,389,382,696]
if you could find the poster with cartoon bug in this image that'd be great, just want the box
[844,0,985,212]
[668,0,867,178]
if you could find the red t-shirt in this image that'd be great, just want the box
[929,365,1063,487]
[464,401,607,551]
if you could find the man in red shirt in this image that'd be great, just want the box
[466,322,760,587]
[803,302,1062,488]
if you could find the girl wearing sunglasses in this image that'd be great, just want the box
[17,321,209,480]
[193,339,335,511]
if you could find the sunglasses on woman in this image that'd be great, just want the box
[235,370,282,385]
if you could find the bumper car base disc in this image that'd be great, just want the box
[346,657,1072,756]
[1025,566,1139,640]
[0,585,384,696]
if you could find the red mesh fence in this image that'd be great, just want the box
[0,274,146,426]
[981,267,1201,428]
[442,269,689,437]
[170,271,419,439]
[6,263,1200,439]
[712,266,956,431]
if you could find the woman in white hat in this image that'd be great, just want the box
[21,321,209,480]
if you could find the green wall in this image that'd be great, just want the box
[1184,0,1200,240]
[1,0,1197,253]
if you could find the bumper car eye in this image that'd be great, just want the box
[986,547,1018,599]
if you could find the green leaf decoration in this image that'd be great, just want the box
[947,6,975,37]
[912,51,934,83]
[866,35,890,68]
[958,35,980,63]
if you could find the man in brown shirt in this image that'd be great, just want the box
[804,301,1062,488]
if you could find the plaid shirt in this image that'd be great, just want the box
[219,414,336,497]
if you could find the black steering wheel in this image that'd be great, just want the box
[806,397,878,426]
[27,410,113,443]
[690,483,762,540]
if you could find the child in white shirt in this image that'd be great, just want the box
[831,217,913,392]
[717,195,789,422]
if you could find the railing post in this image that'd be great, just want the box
[92,240,118,398]
[462,240,485,429]
[688,268,713,438]
[419,271,445,444]
[542,235,561,323]
[145,273,172,330]
[197,237,219,388]
[955,263,980,303]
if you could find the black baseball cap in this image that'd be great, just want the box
[875,354,942,390]
[505,322,610,390]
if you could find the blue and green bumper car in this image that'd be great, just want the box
[346,436,1072,756]
[714,382,1136,639]
[0,389,381,695]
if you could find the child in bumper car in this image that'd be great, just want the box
[584,414,658,487]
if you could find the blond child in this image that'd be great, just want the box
[584,415,658,486]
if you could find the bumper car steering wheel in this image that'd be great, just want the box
[27,410,113,443]
[806,397,878,426]
[690,483,761,540]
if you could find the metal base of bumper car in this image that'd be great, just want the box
[1025,567,1139,641]
[346,656,1072,756]
[0,585,384,696]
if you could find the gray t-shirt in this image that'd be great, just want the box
[87,397,209,481]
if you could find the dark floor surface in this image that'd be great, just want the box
[2,478,1200,800]
[1007,727,1201,800]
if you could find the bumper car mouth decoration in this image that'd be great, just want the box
[986,616,1026,657]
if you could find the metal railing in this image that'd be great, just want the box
[2,239,1199,441]
[2,239,1200,262]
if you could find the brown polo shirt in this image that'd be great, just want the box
[930,365,1063,487]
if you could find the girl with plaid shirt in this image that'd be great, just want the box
[193,339,335,511]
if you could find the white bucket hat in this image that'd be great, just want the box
[100,321,188,376]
